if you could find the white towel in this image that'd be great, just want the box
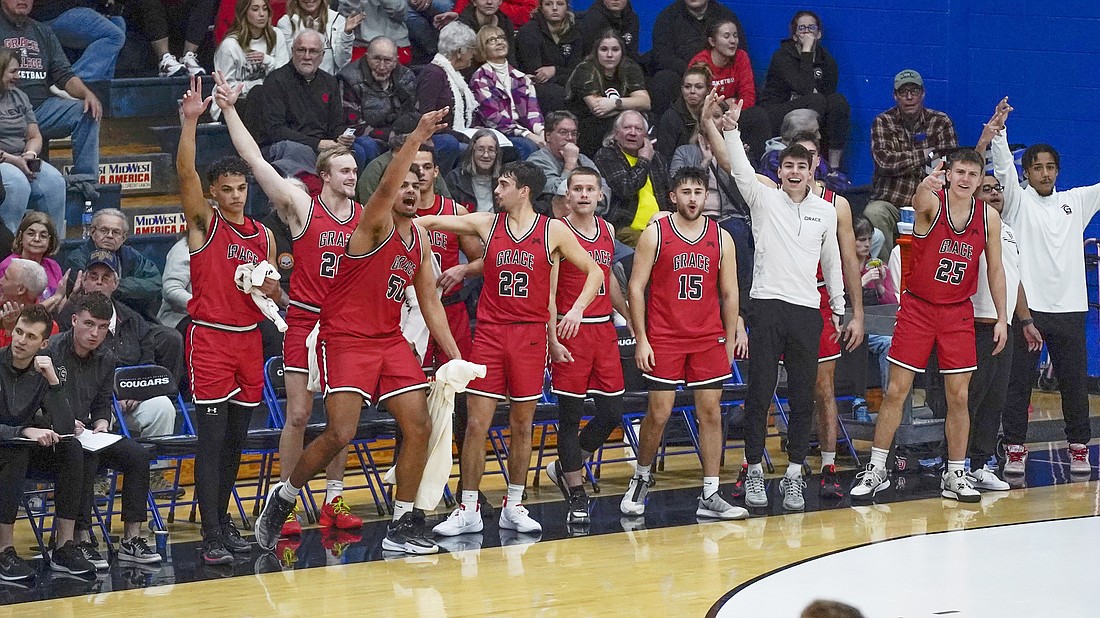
[234,261,287,332]
[306,321,321,392]
[383,359,486,510]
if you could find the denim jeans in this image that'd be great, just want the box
[406,0,455,64]
[352,135,387,169]
[35,97,100,178]
[866,334,893,390]
[0,160,68,237]
[45,8,126,81]
[508,135,539,161]
[431,133,465,175]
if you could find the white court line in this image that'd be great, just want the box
[712,515,1100,617]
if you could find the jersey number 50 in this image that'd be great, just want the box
[499,270,529,297]
[933,258,967,285]
[386,274,407,302]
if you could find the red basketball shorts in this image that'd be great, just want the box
[645,339,732,390]
[318,334,429,405]
[888,292,977,373]
[818,286,842,362]
[187,323,264,406]
[551,320,625,398]
[465,322,548,402]
[282,305,319,373]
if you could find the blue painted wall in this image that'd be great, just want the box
[575,0,1100,376]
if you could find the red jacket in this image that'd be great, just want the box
[689,48,757,108]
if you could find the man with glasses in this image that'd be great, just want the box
[256,29,350,178]
[338,36,420,169]
[527,111,610,215]
[64,209,162,323]
[864,69,958,261]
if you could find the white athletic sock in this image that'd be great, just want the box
[635,463,652,480]
[785,463,802,479]
[278,481,300,503]
[702,476,720,499]
[947,460,965,475]
[821,451,836,468]
[869,447,889,472]
[392,500,413,522]
[460,490,479,512]
[505,484,524,508]
[748,462,763,476]
[325,480,344,504]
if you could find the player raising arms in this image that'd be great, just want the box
[546,166,631,526]
[852,151,1007,503]
[419,161,603,538]
[253,108,461,555]
[178,76,282,565]
[213,70,365,536]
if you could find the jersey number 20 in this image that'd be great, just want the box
[933,258,967,285]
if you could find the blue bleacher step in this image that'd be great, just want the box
[51,152,177,197]
[151,123,236,188]
[86,76,212,119]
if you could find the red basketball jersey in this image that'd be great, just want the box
[815,188,838,287]
[648,216,725,348]
[417,195,465,298]
[289,196,362,312]
[188,211,270,328]
[556,216,615,318]
[906,190,987,304]
[478,213,554,325]
[320,224,423,339]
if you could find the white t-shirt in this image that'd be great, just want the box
[972,221,1019,322]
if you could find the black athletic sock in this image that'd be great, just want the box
[557,395,585,475]
[578,394,624,454]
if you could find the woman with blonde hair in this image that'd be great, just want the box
[214,0,289,119]
[470,26,545,160]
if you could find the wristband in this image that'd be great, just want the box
[615,98,623,110]
[1019,318,1033,327]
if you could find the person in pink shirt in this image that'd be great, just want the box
[0,212,67,313]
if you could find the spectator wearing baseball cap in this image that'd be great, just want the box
[863,68,958,261]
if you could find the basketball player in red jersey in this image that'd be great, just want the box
[419,161,603,537]
[178,76,282,565]
[410,146,483,368]
[213,71,365,536]
[621,166,749,520]
[253,108,459,554]
[545,167,631,526]
[851,151,1008,503]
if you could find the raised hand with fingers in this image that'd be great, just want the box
[411,107,450,140]
[921,160,946,193]
[180,74,212,121]
[212,70,244,110]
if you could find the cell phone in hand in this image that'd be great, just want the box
[342,127,356,138]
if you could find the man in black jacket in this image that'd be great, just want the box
[647,0,744,118]
[338,36,420,169]
[52,292,161,569]
[59,250,181,438]
[0,305,92,580]
[258,29,350,177]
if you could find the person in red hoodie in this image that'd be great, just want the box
[689,18,769,165]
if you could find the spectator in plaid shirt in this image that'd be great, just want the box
[864,69,957,261]
[469,26,546,161]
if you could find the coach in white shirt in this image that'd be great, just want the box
[706,93,844,511]
[990,98,1100,474]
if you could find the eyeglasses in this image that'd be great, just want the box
[294,47,323,56]
[554,129,579,138]
[95,227,125,237]
[474,147,498,155]
[896,86,923,98]
[795,24,819,33]
[981,184,1004,193]
[484,35,507,45]
[22,230,50,239]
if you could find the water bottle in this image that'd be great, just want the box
[81,200,94,238]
